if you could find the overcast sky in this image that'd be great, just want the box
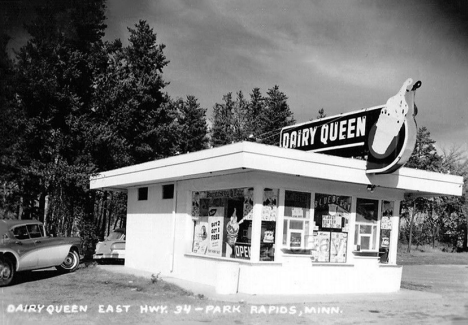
[3,0,468,153]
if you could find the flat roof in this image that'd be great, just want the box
[89,142,463,197]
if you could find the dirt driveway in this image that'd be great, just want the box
[1,263,468,325]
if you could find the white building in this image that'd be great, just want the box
[90,141,463,295]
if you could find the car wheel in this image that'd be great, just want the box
[0,256,15,287]
[56,250,80,273]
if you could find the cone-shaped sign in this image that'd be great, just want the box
[280,78,421,174]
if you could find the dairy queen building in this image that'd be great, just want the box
[89,79,463,295]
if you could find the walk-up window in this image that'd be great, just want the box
[282,190,312,254]
[354,198,379,252]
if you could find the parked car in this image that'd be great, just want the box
[0,219,82,287]
[93,228,125,263]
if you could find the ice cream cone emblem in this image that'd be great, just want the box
[366,78,420,173]
[371,78,413,156]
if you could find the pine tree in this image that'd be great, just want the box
[92,20,177,165]
[257,85,295,145]
[176,95,209,154]
[211,92,235,147]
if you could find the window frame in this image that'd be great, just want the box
[354,198,381,252]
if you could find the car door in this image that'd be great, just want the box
[11,225,38,270]
[28,224,69,268]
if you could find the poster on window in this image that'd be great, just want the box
[243,188,254,220]
[316,231,330,262]
[206,207,224,257]
[262,189,278,221]
[330,232,347,263]
[193,217,209,254]
[292,207,304,218]
[290,232,302,249]
[308,233,319,261]
[381,216,392,230]
[322,215,343,229]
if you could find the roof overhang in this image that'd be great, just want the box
[89,142,463,197]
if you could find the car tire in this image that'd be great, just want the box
[56,250,80,273]
[0,256,15,287]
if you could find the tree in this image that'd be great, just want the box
[310,108,327,121]
[245,87,264,139]
[12,0,108,224]
[401,127,468,252]
[0,34,20,218]
[210,86,295,146]
[92,20,176,166]
[402,127,443,252]
[231,91,250,143]
[211,92,235,147]
[174,95,209,154]
[437,146,468,251]
[257,85,295,145]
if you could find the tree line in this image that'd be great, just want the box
[0,0,295,254]
[0,0,466,253]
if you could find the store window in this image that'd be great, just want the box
[354,198,379,252]
[282,190,312,254]
[260,188,278,261]
[313,194,352,262]
[191,188,254,260]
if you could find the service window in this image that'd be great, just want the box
[282,190,312,254]
[313,194,352,263]
[191,188,254,260]
[354,198,379,252]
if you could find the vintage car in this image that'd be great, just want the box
[93,228,125,263]
[0,219,82,287]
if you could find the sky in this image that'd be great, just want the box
[2,0,468,153]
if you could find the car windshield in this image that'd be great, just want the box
[107,231,124,240]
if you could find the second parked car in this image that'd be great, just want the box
[93,228,125,263]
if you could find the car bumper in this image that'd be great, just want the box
[93,251,125,260]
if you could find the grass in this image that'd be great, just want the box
[397,244,468,265]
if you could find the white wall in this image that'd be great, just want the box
[125,185,174,274]
[125,171,405,294]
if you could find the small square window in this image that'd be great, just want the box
[138,187,148,201]
[162,184,174,199]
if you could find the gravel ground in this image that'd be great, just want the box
[1,263,468,325]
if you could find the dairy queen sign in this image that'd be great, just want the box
[280,78,422,174]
